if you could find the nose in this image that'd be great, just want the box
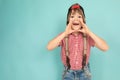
[74,16,79,21]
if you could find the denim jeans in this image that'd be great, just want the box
[62,65,91,80]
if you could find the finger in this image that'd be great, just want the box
[78,30,84,33]
[67,22,72,29]
[79,20,84,26]
[70,30,76,33]
[70,30,75,33]
[78,30,82,32]
[68,20,73,26]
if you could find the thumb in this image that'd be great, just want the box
[69,30,75,34]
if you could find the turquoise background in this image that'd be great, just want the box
[0,0,120,80]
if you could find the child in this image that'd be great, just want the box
[47,3,109,80]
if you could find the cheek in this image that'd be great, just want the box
[69,18,73,22]
[79,18,83,21]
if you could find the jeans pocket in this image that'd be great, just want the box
[62,70,74,80]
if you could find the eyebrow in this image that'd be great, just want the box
[70,14,82,16]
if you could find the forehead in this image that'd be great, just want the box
[71,9,83,15]
[71,12,82,16]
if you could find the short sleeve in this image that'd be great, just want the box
[58,39,63,47]
[89,36,95,47]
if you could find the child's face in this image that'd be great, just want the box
[69,12,83,31]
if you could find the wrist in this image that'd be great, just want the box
[64,31,68,37]
[86,28,91,35]
[87,31,93,36]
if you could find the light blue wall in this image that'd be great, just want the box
[0,0,120,80]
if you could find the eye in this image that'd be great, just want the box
[70,16,74,18]
[78,16,82,18]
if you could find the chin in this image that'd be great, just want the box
[72,27,80,30]
[72,25,80,29]
[72,27,79,30]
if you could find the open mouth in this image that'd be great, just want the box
[73,23,79,25]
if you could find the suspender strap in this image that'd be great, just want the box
[65,34,87,70]
[82,33,87,69]
[65,36,69,56]
[83,34,87,55]
[65,36,71,70]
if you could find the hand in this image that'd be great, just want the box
[65,21,76,36]
[78,20,91,35]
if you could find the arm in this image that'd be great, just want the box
[88,31,109,51]
[47,32,66,50]
[47,22,75,50]
[79,20,109,51]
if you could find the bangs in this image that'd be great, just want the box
[71,9,83,16]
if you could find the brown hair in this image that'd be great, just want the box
[66,3,86,25]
